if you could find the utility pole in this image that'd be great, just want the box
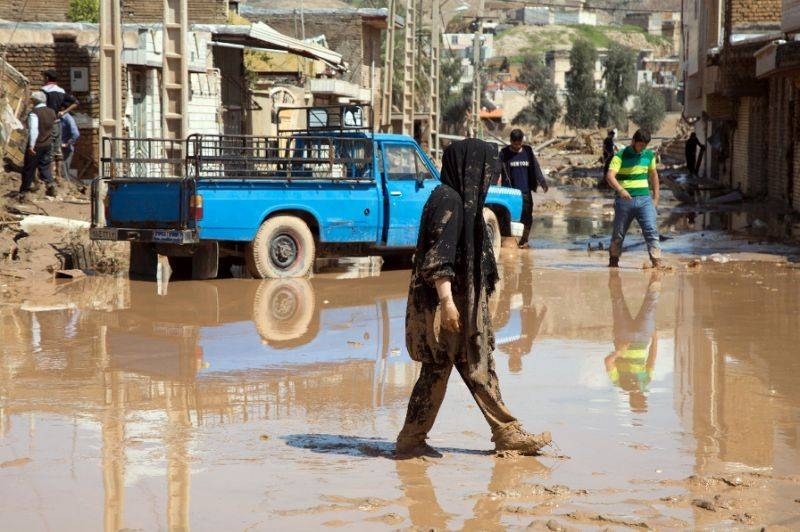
[97,0,122,227]
[99,1,123,141]
[401,0,416,137]
[470,0,484,139]
[380,0,396,131]
[427,0,440,161]
[162,0,189,149]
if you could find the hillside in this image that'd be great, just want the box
[494,23,674,61]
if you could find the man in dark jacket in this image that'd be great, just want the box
[685,132,704,176]
[601,129,616,188]
[42,69,79,165]
[20,91,57,200]
[499,129,549,248]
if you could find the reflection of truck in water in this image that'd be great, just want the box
[90,105,523,279]
[106,274,527,390]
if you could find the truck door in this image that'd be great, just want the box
[381,143,436,247]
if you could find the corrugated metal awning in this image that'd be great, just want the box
[195,22,346,71]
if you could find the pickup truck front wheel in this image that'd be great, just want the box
[247,215,315,279]
[483,208,502,260]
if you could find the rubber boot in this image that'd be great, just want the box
[491,421,552,456]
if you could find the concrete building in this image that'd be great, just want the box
[514,7,554,26]
[485,81,530,124]
[681,0,800,219]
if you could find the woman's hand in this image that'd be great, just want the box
[440,295,460,332]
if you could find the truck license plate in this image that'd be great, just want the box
[92,228,117,240]
[153,229,184,243]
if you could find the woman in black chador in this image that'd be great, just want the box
[396,138,552,458]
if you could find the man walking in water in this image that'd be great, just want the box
[499,129,549,248]
[605,129,662,268]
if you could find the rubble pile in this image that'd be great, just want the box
[1,170,127,283]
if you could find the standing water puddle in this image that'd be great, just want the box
[1,259,800,530]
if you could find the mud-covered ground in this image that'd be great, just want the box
[3,157,800,530]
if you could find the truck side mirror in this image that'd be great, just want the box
[416,175,425,188]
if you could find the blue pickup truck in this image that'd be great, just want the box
[90,105,523,279]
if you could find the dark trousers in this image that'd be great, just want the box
[686,155,697,175]
[21,146,53,193]
[396,356,517,445]
[519,191,533,245]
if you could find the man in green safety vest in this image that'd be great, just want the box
[604,129,662,268]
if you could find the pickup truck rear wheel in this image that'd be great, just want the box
[483,208,501,260]
[247,215,315,279]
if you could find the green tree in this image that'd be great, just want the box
[440,55,470,134]
[67,0,99,23]
[597,93,627,130]
[630,85,666,133]
[603,44,637,105]
[513,54,561,137]
[517,54,550,94]
[565,39,599,129]
[598,43,636,129]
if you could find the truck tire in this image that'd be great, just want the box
[253,278,316,347]
[247,215,315,279]
[484,208,501,260]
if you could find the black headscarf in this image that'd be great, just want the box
[438,138,499,297]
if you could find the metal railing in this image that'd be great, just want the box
[187,134,374,182]
[101,137,186,179]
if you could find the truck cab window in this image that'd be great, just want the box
[385,144,433,181]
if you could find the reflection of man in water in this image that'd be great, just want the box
[495,254,547,373]
[605,271,660,413]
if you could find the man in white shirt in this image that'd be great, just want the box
[20,91,57,201]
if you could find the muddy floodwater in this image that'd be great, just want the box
[2,254,800,530]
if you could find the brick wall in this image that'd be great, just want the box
[726,0,781,34]
[0,0,71,22]
[122,0,228,24]
[0,0,227,24]
[5,41,102,178]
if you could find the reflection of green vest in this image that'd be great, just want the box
[607,343,653,391]
[611,147,654,197]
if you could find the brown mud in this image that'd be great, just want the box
[2,254,800,530]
